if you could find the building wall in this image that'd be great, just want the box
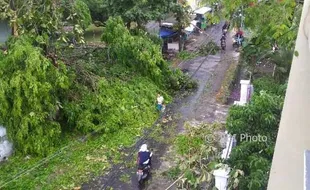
[0,20,11,44]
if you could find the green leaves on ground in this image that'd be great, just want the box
[167,123,224,189]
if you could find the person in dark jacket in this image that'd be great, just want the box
[220,34,226,50]
[137,144,152,168]
[222,21,230,33]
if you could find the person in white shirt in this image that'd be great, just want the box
[156,94,164,111]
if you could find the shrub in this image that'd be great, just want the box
[199,41,220,55]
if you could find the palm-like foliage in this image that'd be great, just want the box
[268,48,293,83]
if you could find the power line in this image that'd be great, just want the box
[0,24,220,189]
[100,26,224,190]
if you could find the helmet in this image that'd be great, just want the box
[140,144,148,152]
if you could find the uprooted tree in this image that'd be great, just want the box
[0,16,197,156]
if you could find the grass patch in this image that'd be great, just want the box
[163,166,182,180]
[0,119,156,190]
[216,59,240,104]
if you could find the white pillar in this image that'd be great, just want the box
[239,80,251,104]
[213,167,230,190]
[221,132,236,159]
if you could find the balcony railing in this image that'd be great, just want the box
[267,1,310,189]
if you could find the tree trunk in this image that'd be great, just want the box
[126,22,131,29]
[137,21,142,29]
[272,64,276,77]
[158,19,162,27]
[178,27,184,52]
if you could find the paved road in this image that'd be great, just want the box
[81,23,239,190]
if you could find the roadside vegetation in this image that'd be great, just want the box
[0,1,197,189]
[0,0,303,189]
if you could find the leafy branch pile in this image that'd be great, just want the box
[164,123,224,189]
[0,15,197,157]
[198,41,220,56]
[0,12,200,188]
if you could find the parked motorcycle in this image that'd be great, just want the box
[137,164,151,184]
[232,35,243,48]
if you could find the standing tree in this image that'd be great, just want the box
[171,1,191,52]
[0,0,91,55]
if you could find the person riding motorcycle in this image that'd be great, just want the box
[222,21,230,34]
[233,28,244,46]
[235,28,244,39]
[220,34,226,50]
[137,144,152,169]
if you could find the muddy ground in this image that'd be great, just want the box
[81,23,239,190]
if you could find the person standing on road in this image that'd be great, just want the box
[156,93,164,111]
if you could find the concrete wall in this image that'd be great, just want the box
[0,20,11,44]
[267,0,310,189]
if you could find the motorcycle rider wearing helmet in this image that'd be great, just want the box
[222,21,230,33]
[137,144,152,168]
[220,34,226,50]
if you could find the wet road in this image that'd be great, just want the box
[81,23,238,190]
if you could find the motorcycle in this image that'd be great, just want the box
[222,29,228,36]
[137,164,151,184]
[220,35,226,51]
[232,35,243,48]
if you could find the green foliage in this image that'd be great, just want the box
[226,82,285,189]
[101,17,197,91]
[173,123,223,189]
[102,17,166,84]
[223,0,300,58]
[177,51,197,61]
[199,41,221,55]
[81,0,109,22]
[268,48,293,83]
[91,0,174,26]
[0,36,70,156]
[227,91,283,142]
[252,77,286,96]
[171,2,192,30]
[1,0,89,47]
[64,76,161,133]
[74,0,92,29]
[129,28,163,46]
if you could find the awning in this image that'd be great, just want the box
[194,7,212,14]
[159,28,177,38]
[184,20,198,32]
